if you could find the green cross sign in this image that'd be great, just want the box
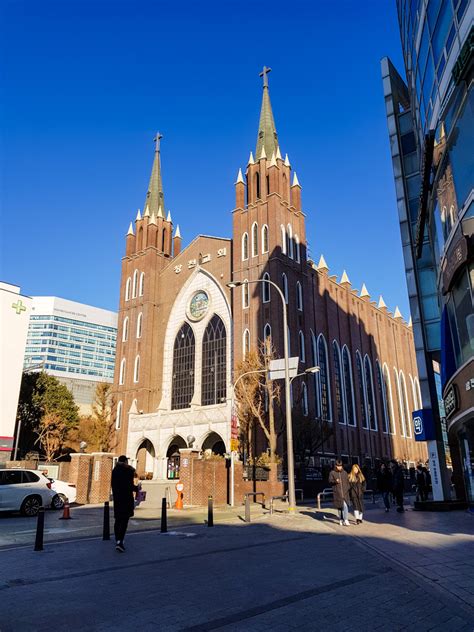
[12,299,27,315]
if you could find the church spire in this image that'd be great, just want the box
[144,132,165,215]
[256,66,279,161]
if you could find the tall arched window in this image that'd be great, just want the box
[133,354,140,383]
[414,377,422,410]
[410,374,421,411]
[263,323,271,341]
[395,368,406,437]
[262,273,271,303]
[295,235,301,263]
[364,355,378,431]
[383,364,396,434]
[115,401,123,430]
[136,312,143,339]
[282,273,288,303]
[299,331,305,362]
[302,382,309,416]
[262,225,269,253]
[333,341,345,424]
[356,351,368,428]
[122,317,129,342]
[132,270,138,298]
[376,360,389,433]
[399,372,412,437]
[281,225,287,255]
[119,358,126,385]
[242,279,249,309]
[139,272,145,297]
[255,172,260,199]
[296,282,303,311]
[342,346,356,426]
[311,332,321,417]
[242,233,249,260]
[287,224,294,259]
[171,323,195,410]
[201,315,227,406]
[317,334,332,421]
[243,329,250,356]
[125,277,131,301]
[252,222,258,257]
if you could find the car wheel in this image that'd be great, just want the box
[51,494,65,510]
[20,496,42,517]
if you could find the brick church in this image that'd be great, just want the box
[113,68,426,480]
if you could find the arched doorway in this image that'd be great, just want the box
[166,435,187,479]
[202,432,226,456]
[136,439,155,479]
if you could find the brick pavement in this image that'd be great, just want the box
[0,506,473,631]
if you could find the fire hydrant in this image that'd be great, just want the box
[175,482,184,510]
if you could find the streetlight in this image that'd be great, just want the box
[227,278,298,512]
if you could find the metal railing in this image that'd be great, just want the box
[316,488,376,509]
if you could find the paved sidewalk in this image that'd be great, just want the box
[0,507,473,631]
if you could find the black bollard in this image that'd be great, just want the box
[34,506,45,551]
[103,501,110,541]
[207,495,214,527]
[245,495,251,523]
[161,497,167,533]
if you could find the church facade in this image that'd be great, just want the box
[112,70,427,480]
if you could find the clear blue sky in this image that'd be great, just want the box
[1,0,410,318]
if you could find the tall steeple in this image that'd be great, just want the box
[256,66,279,160]
[144,132,165,214]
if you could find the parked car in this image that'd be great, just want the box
[49,478,77,504]
[0,469,60,516]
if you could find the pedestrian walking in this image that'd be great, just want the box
[422,466,432,497]
[377,462,393,512]
[390,459,405,513]
[416,464,427,501]
[111,455,138,552]
[349,464,366,524]
[328,460,351,526]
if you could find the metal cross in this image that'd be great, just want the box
[259,66,271,88]
[12,299,26,315]
[154,132,163,152]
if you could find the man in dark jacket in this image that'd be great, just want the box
[111,455,138,552]
[377,463,393,512]
[328,460,351,525]
[390,459,405,513]
[416,465,428,501]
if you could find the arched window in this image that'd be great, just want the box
[317,334,332,421]
[139,272,145,297]
[311,332,321,417]
[342,346,356,426]
[137,226,143,251]
[252,222,258,257]
[125,277,131,301]
[356,351,368,428]
[395,369,406,437]
[119,358,126,385]
[333,341,345,424]
[262,273,270,303]
[243,329,250,356]
[115,401,123,430]
[414,377,422,410]
[376,361,389,433]
[296,281,303,311]
[262,225,269,253]
[122,317,129,342]
[295,235,301,263]
[242,279,249,309]
[410,374,421,411]
[136,312,143,339]
[364,355,378,431]
[263,323,272,341]
[399,372,412,437]
[299,331,305,363]
[302,382,308,416]
[201,315,227,406]
[171,323,195,410]
[281,225,287,255]
[242,233,249,260]
[133,354,140,383]
[255,172,260,199]
[132,270,138,298]
[287,224,294,259]
[383,364,396,434]
[282,273,288,303]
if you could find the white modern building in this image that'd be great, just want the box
[24,296,118,414]
[0,282,32,461]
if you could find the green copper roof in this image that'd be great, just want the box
[256,69,278,160]
[144,133,165,214]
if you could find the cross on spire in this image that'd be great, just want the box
[154,132,163,152]
[259,65,271,88]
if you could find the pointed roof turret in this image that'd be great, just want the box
[340,270,350,285]
[360,283,370,298]
[166,211,172,223]
[143,132,165,215]
[284,153,291,167]
[248,151,255,165]
[256,66,279,161]
[394,306,403,319]
[276,146,282,160]
[135,208,142,221]
[127,222,134,236]
[270,152,277,167]
[143,205,150,218]
[292,172,300,187]
[377,295,387,309]
[157,205,164,219]
[317,254,329,272]
[174,225,181,239]
[149,212,157,226]
[235,168,245,184]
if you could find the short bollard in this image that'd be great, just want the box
[245,496,251,523]
[34,507,45,551]
[161,497,167,533]
[207,495,214,527]
[103,501,110,541]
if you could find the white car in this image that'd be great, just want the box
[49,478,77,504]
[0,469,60,516]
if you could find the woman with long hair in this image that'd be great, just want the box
[349,464,366,524]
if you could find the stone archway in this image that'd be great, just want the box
[202,432,226,456]
[166,435,187,479]
[136,439,155,479]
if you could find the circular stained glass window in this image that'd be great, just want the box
[189,291,209,321]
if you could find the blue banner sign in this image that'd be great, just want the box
[412,409,435,441]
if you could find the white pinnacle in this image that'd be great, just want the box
[143,205,150,218]
[292,172,300,187]
[157,205,164,219]
[317,254,329,271]
[259,145,267,160]
[270,152,277,167]
[377,295,387,309]
[248,151,255,165]
[340,270,350,285]
[276,146,282,160]
[284,153,291,167]
[166,211,172,223]
[394,306,403,319]
[135,209,142,221]
[127,222,134,236]
[149,212,157,225]
[360,283,370,298]
[235,168,244,184]
[174,225,181,239]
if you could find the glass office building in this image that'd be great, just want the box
[383,0,473,503]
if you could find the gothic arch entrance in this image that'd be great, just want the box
[166,435,187,480]
[136,439,155,479]
[202,432,226,456]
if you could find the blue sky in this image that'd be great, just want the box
[1,0,411,319]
